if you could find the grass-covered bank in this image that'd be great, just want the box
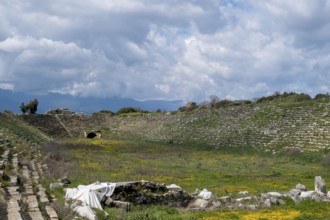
[41,137,330,219]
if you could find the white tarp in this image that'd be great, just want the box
[77,182,116,200]
[65,182,116,220]
[166,183,181,190]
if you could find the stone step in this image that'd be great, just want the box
[45,206,59,220]
[7,186,20,199]
[37,188,49,204]
[28,211,44,220]
[1,150,9,159]
[7,189,23,220]
[8,211,23,220]
[9,175,18,186]
[25,195,39,211]
[23,184,34,196]
[30,160,37,171]
[7,199,20,212]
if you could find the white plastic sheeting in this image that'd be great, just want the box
[65,182,116,220]
[166,183,181,190]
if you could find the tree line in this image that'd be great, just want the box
[20,98,38,114]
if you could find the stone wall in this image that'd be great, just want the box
[93,102,330,152]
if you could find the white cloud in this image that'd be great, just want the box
[0,0,330,101]
[0,82,14,90]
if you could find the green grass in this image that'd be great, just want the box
[41,137,330,219]
[0,112,51,143]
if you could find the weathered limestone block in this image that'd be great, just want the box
[246,205,258,211]
[24,185,34,196]
[296,183,307,192]
[7,199,20,212]
[300,191,317,199]
[45,206,59,220]
[263,197,284,207]
[220,196,232,203]
[8,212,22,220]
[105,198,131,211]
[28,211,44,220]
[261,192,283,199]
[287,189,301,204]
[188,198,210,209]
[235,196,257,203]
[238,191,249,196]
[9,176,18,186]
[315,176,326,195]
[7,186,20,199]
[26,195,39,211]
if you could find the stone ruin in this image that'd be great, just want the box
[187,176,330,212]
[102,181,192,211]
[56,176,330,220]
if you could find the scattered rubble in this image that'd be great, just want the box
[64,180,192,220]
[49,176,72,191]
[62,176,330,220]
[187,176,330,212]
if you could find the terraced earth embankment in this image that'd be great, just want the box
[21,98,330,153]
[0,113,58,220]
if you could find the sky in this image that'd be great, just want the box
[1,0,330,103]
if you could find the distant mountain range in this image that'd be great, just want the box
[0,89,183,114]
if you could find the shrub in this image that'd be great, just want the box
[293,93,311,102]
[256,92,281,103]
[177,106,186,112]
[93,110,115,116]
[215,100,233,108]
[116,107,148,115]
[256,92,311,103]
[314,93,330,100]
[209,95,220,108]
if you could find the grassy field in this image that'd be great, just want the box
[41,137,330,219]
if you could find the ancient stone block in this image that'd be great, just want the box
[296,183,307,192]
[315,176,326,195]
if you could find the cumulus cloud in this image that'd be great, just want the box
[1,0,330,102]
